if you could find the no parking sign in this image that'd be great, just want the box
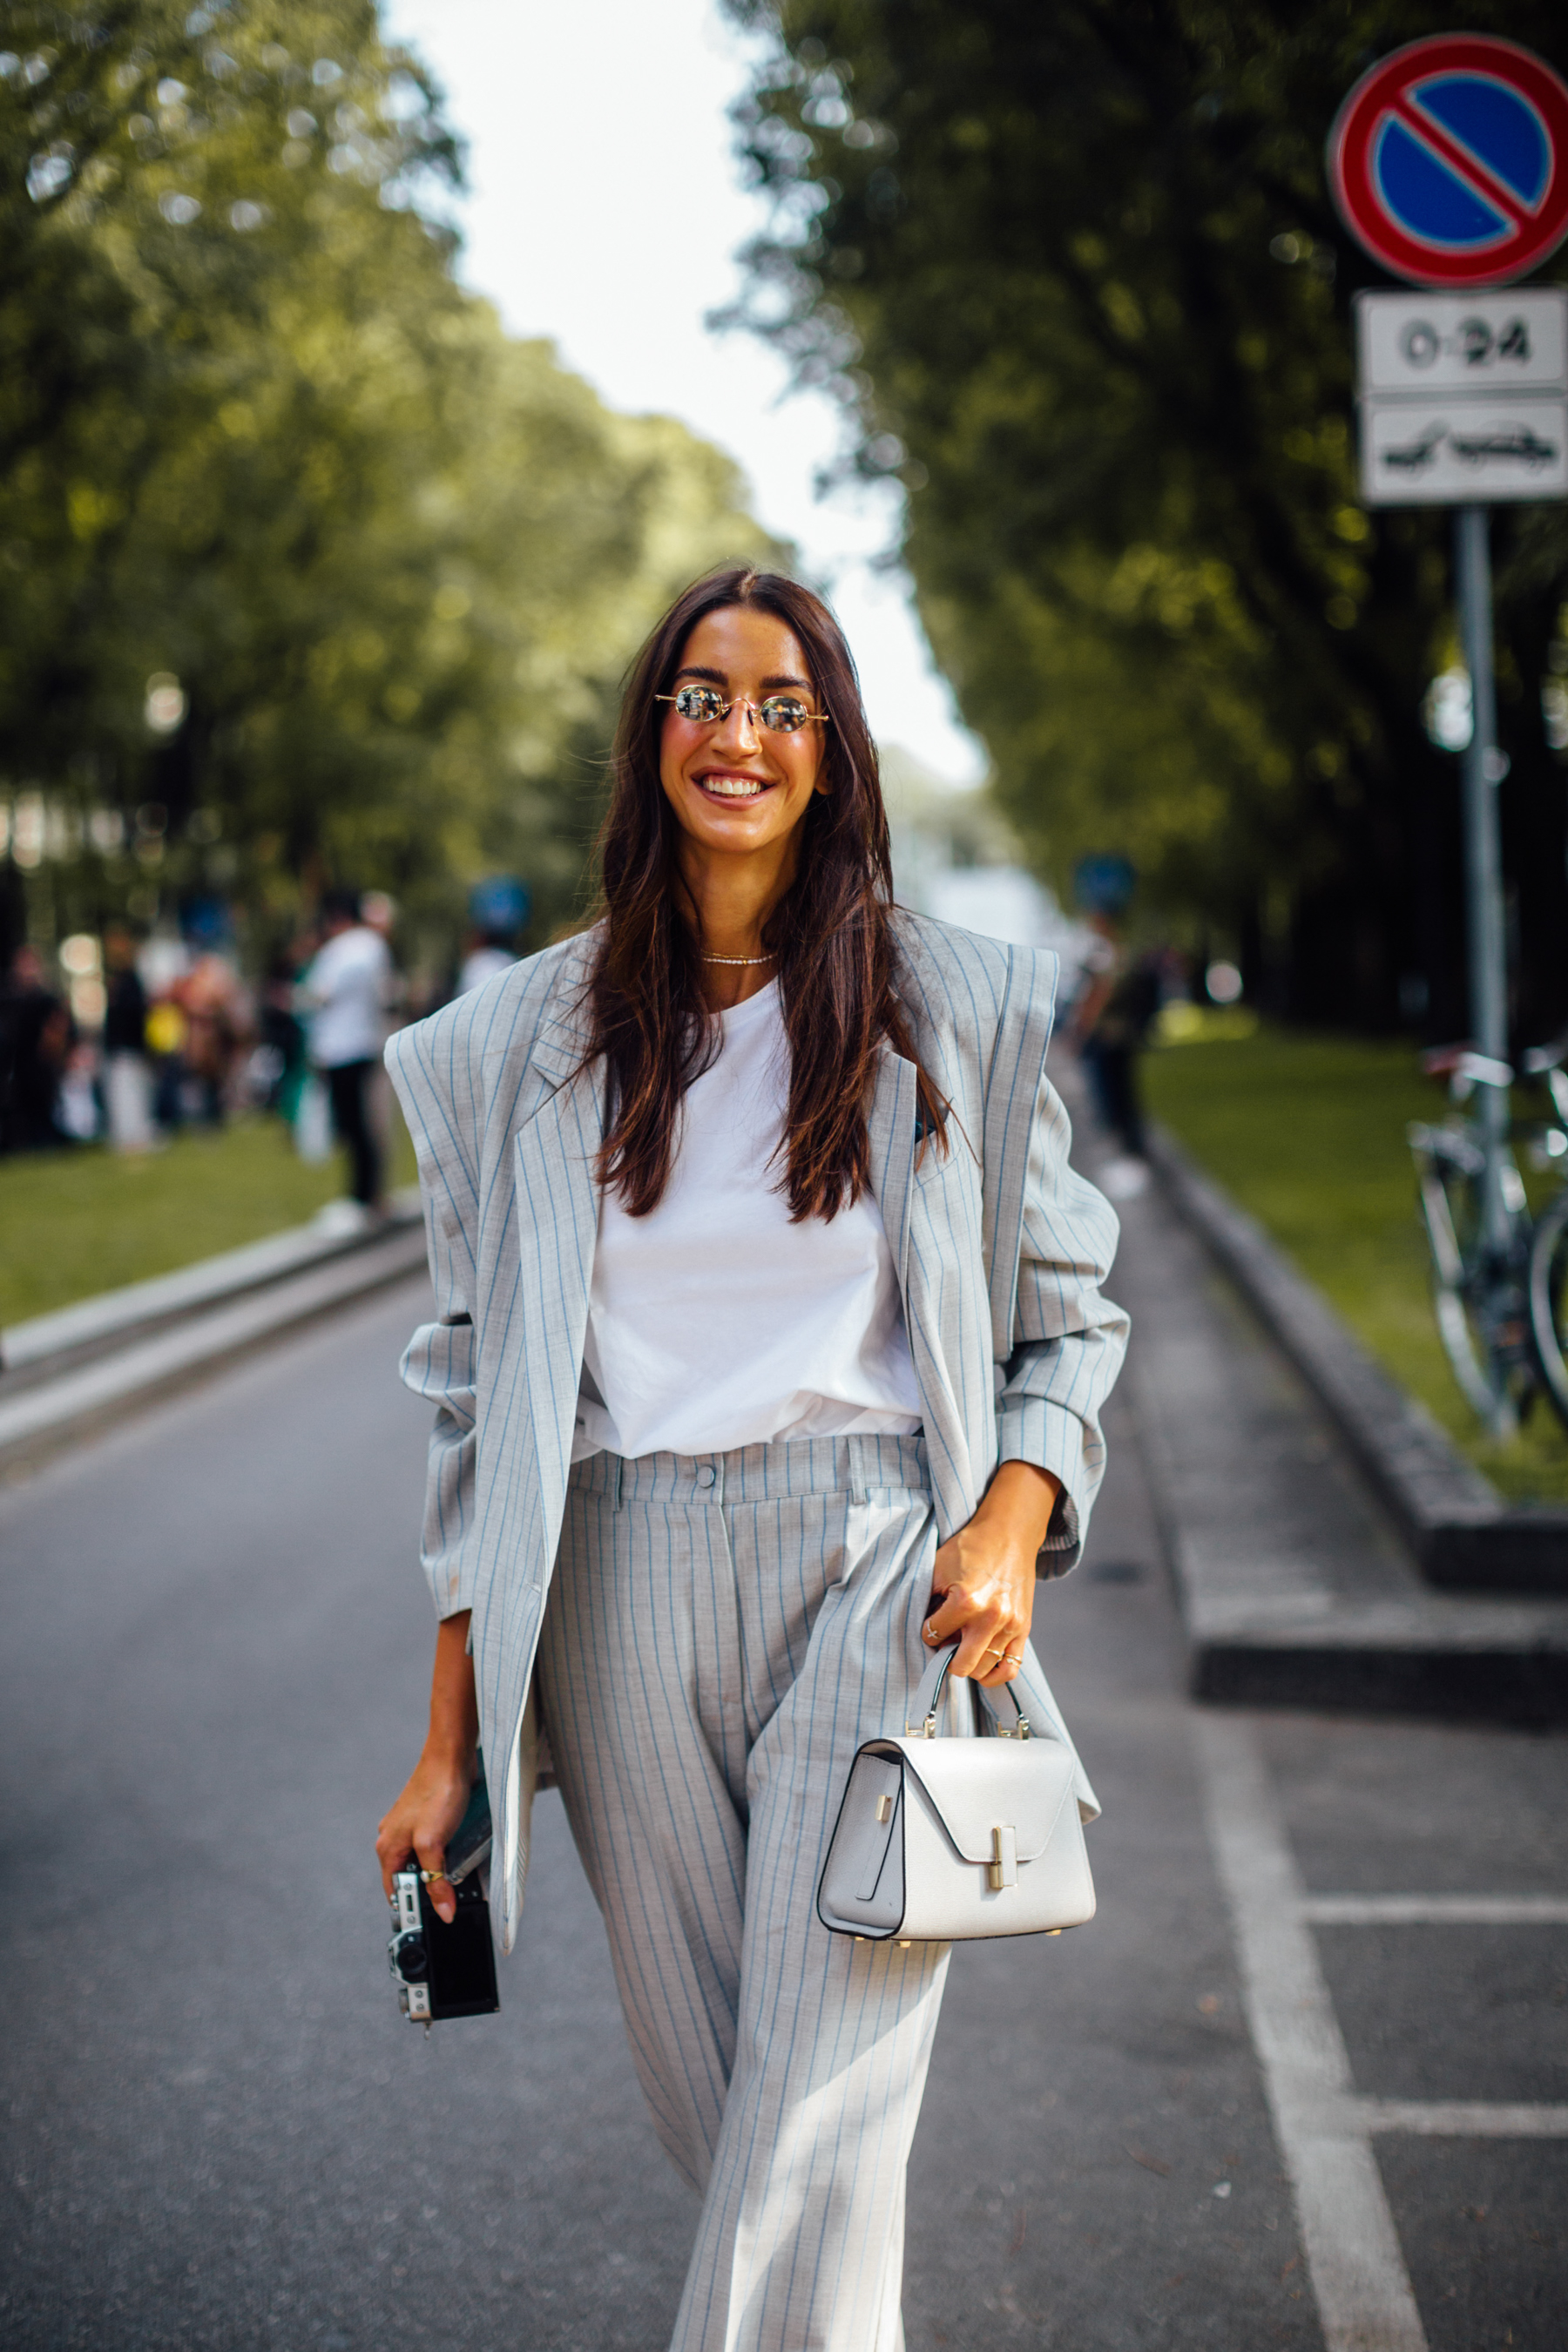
[1330,37,1568,504]
[1329,36,1568,289]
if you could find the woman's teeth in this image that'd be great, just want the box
[701,775,767,798]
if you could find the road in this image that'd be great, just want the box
[2,1227,1564,2348]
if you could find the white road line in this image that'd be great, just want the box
[1359,2099,1568,2138]
[1302,1894,1568,1926]
[1193,1713,1429,2352]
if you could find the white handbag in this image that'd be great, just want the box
[816,1642,1096,1944]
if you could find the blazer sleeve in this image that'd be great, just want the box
[994,1044,1130,1578]
[384,1018,483,1621]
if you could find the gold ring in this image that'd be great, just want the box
[420,1867,449,1883]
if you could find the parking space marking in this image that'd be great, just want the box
[1359,2099,1568,2137]
[1302,1894,1568,1925]
[1193,1713,1429,2352]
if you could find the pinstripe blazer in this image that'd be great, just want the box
[387,911,1128,1950]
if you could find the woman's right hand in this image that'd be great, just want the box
[375,1752,473,1923]
[375,1611,479,1925]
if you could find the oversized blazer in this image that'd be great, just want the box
[387,910,1128,1952]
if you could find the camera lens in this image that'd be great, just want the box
[394,1932,429,1982]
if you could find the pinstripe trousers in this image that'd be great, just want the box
[534,1432,952,2352]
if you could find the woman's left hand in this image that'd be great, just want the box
[922,1461,1062,1686]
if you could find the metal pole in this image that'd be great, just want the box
[1454,503,1511,1257]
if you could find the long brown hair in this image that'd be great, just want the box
[585,565,947,1220]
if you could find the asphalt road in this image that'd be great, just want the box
[3,1263,1565,2350]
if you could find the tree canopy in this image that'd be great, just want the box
[3,0,777,966]
[725,0,1568,1035]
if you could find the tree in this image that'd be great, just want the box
[0,2,777,969]
[724,0,1568,1037]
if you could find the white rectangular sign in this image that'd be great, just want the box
[1359,394,1568,505]
[1355,289,1568,399]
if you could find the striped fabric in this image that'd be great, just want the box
[386,912,1128,1952]
[537,1434,949,2352]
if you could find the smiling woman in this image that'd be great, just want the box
[375,565,1129,2352]
[589,567,943,1220]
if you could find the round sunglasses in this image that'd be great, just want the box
[658,685,831,735]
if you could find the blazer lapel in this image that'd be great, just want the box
[868,1044,971,1530]
[866,1044,917,1295]
[982,951,1058,1362]
[511,1057,605,1468]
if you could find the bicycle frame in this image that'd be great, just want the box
[1408,1054,1534,1440]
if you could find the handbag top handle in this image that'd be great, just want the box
[907,1641,1031,1740]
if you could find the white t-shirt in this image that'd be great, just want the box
[576,981,922,1461]
[458,945,517,996]
[302,925,395,1068]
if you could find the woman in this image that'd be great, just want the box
[376,566,1127,2351]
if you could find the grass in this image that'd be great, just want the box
[1143,1026,1568,1506]
[0,1108,416,1329]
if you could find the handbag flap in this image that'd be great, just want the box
[891,1734,1078,1864]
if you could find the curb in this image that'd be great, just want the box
[1190,1631,1568,1720]
[1146,1128,1568,1596]
[1,1188,423,1389]
[0,1210,429,1479]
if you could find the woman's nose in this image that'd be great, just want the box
[714,698,762,753]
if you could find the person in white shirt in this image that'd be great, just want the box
[300,889,394,1208]
[377,569,1126,2350]
[456,931,517,997]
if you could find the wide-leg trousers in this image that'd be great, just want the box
[534,1431,951,2352]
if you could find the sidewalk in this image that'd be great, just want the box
[1057,1056,1568,1721]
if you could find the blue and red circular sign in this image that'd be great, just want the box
[1329,36,1568,287]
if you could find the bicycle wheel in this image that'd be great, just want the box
[1411,1128,1536,1430]
[1527,1185,1568,1432]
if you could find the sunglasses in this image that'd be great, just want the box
[658,685,831,735]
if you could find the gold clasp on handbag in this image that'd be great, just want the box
[994,1715,1031,1740]
[987,1824,1018,1891]
[903,1712,938,1739]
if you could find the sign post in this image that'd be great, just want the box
[1329,37,1568,1331]
[1454,503,1511,1256]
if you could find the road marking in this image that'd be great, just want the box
[1193,1713,1429,2352]
[1302,1894,1568,1925]
[1359,2099,1568,2138]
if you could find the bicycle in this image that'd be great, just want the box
[1408,1042,1568,1438]
[1522,1037,1568,1429]
[1408,1048,1535,1436]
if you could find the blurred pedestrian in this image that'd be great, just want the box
[103,927,157,1153]
[1066,855,1161,1204]
[456,924,517,996]
[1072,912,1161,1165]
[300,887,395,1213]
[254,952,308,1120]
[358,890,406,1173]
[145,995,189,1131]
[180,953,245,1126]
[457,874,529,994]
[0,944,74,1152]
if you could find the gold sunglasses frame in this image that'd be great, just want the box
[657,688,832,735]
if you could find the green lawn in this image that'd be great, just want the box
[0,1111,416,1328]
[1143,1027,1568,1506]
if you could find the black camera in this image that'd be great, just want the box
[387,1768,499,2025]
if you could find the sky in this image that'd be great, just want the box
[378,0,986,785]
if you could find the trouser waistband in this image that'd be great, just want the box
[570,1429,929,1509]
